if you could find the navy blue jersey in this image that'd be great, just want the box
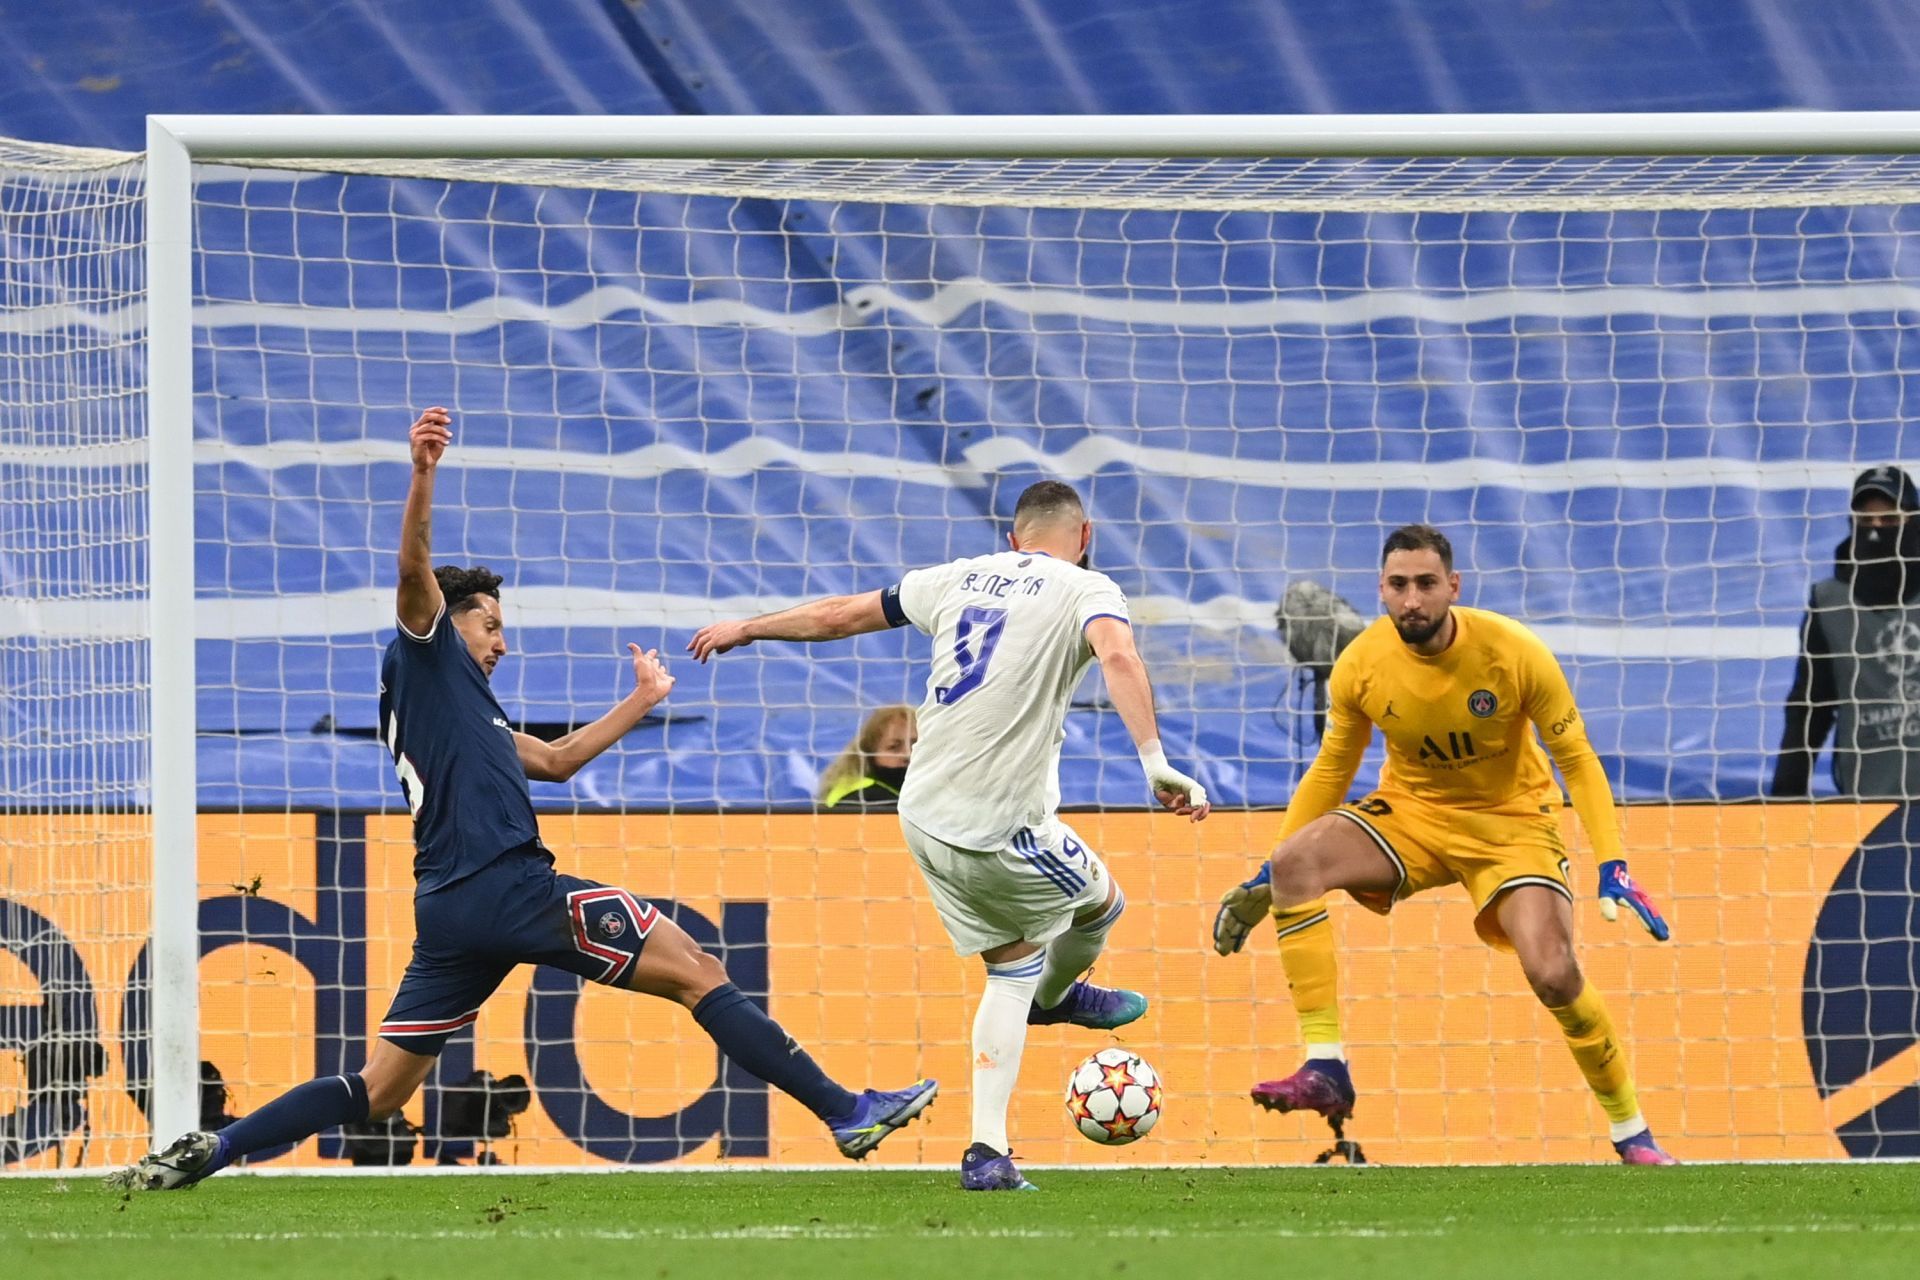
[378,606,542,894]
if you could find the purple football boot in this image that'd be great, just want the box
[961,1142,1037,1191]
[1251,1058,1356,1127]
[1613,1128,1678,1166]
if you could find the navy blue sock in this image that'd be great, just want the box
[208,1073,371,1172]
[691,984,859,1122]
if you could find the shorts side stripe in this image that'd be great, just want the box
[1034,848,1085,892]
[1012,828,1080,896]
[1486,874,1576,906]
[380,1006,483,1036]
[1022,848,1078,896]
[1030,828,1087,892]
[1329,808,1409,901]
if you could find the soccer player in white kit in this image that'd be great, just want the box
[690,481,1209,1190]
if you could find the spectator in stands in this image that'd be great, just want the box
[819,705,917,809]
[1773,465,1920,800]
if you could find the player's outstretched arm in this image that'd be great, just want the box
[687,590,892,663]
[517,644,675,782]
[1085,616,1209,822]
[1525,640,1671,941]
[396,407,452,636]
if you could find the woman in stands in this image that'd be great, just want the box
[819,705,918,809]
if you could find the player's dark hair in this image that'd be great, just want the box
[434,564,503,617]
[1382,524,1454,572]
[1013,480,1085,528]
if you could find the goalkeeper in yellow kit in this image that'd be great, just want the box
[1214,524,1676,1164]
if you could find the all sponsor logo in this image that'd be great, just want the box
[0,806,1904,1168]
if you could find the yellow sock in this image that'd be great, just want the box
[1273,897,1340,1046]
[1548,982,1639,1124]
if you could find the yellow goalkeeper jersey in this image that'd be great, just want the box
[1277,605,1623,861]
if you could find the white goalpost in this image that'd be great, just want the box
[3,112,1917,1171]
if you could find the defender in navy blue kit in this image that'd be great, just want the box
[119,407,936,1190]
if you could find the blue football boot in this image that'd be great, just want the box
[829,1078,939,1159]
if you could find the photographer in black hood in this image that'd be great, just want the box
[1772,465,1920,799]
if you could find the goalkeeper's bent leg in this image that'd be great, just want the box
[1500,885,1648,1141]
[1252,872,1353,1127]
[1273,896,1342,1055]
[1548,981,1645,1137]
[1263,816,1406,1057]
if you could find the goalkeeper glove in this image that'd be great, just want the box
[1597,859,1670,941]
[1212,862,1272,956]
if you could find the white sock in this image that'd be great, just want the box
[1609,1114,1649,1142]
[1035,890,1125,1009]
[1306,1042,1345,1062]
[972,955,1044,1153]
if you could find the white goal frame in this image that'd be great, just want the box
[140,109,1920,1150]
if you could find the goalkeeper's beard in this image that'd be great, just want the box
[1392,607,1447,646]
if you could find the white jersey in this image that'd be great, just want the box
[891,549,1130,851]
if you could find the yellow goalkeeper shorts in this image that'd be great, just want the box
[1331,788,1572,951]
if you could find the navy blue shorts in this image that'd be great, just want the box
[378,844,660,1054]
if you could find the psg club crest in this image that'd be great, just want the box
[1467,689,1498,718]
[598,911,626,940]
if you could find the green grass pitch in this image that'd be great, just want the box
[5,1164,1918,1280]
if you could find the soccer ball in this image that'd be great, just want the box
[1064,1047,1163,1145]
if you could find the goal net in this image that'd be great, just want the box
[4,119,1916,1171]
[0,139,151,1171]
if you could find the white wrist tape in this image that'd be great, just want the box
[1137,737,1171,778]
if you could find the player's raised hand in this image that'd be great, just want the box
[1597,859,1670,941]
[409,406,452,471]
[628,643,674,705]
[687,619,753,663]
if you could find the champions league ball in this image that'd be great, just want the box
[1064,1048,1163,1145]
